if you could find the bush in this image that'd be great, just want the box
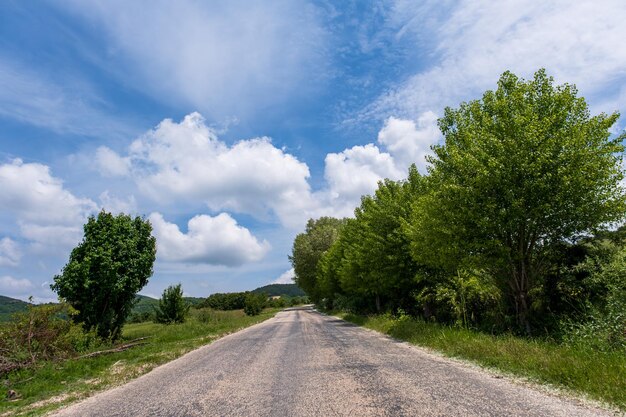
[563,248,626,351]
[0,302,99,375]
[154,284,190,324]
[243,293,265,316]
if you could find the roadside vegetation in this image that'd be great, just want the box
[0,307,278,416]
[291,70,626,409]
[0,208,304,415]
[337,312,626,410]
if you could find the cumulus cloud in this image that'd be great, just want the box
[127,113,316,227]
[148,212,270,266]
[377,112,440,173]
[0,276,33,292]
[272,268,295,284]
[0,159,98,251]
[320,144,404,217]
[95,146,131,177]
[0,238,21,267]
[365,0,626,121]
[111,112,437,229]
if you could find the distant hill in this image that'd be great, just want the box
[132,294,160,315]
[0,295,30,321]
[252,284,305,297]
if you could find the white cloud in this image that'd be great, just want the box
[320,144,404,217]
[95,146,131,177]
[272,268,295,284]
[56,0,327,120]
[118,112,432,228]
[0,238,21,267]
[0,276,33,292]
[365,0,626,121]
[128,113,315,227]
[377,112,440,173]
[99,191,137,214]
[149,212,270,266]
[0,159,98,251]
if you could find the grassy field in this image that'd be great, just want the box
[337,312,625,412]
[1,308,278,417]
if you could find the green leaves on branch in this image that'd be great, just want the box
[154,284,190,324]
[51,211,156,340]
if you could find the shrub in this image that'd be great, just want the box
[154,284,190,324]
[0,301,99,375]
[243,293,265,316]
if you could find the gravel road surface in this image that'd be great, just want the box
[51,306,613,416]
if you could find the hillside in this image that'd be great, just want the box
[252,284,305,297]
[0,295,30,321]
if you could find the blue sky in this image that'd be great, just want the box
[1,0,625,302]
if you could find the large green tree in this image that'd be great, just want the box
[289,217,345,303]
[409,69,625,334]
[339,167,424,312]
[51,211,156,339]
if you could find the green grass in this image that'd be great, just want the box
[337,312,626,411]
[1,308,278,417]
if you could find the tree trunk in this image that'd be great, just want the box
[511,258,532,336]
[375,293,381,312]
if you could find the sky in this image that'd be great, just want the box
[1,0,626,302]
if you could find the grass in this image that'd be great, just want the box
[336,312,626,412]
[0,308,278,417]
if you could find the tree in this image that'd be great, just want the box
[154,284,190,324]
[289,217,345,303]
[51,211,156,339]
[409,69,625,334]
[338,168,424,312]
[243,292,266,316]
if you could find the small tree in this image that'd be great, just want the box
[243,293,265,316]
[154,284,190,324]
[51,211,156,340]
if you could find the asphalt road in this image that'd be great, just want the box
[51,306,612,417]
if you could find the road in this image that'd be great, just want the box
[51,306,612,417]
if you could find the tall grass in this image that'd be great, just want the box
[1,308,278,417]
[339,312,625,411]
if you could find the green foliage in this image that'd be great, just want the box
[199,292,248,310]
[563,245,626,351]
[409,69,625,334]
[154,284,190,324]
[0,302,99,375]
[417,270,502,329]
[51,211,157,340]
[243,293,266,316]
[290,217,346,303]
[336,168,425,312]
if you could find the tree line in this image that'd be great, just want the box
[291,70,626,343]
